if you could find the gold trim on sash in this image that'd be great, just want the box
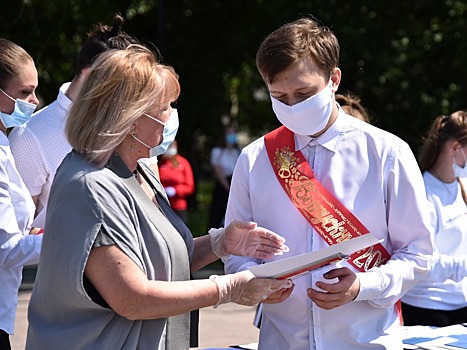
[265,127,390,271]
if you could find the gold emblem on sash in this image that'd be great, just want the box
[269,140,389,271]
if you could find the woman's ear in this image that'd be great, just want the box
[448,140,461,155]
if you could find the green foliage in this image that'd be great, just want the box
[1,0,466,165]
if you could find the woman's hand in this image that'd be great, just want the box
[210,271,293,307]
[209,220,289,259]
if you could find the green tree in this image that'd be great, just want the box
[1,0,466,168]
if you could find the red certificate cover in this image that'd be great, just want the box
[249,233,381,279]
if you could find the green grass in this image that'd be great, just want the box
[186,178,224,268]
[186,178,213,237]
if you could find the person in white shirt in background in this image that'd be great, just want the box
[208,125,241,228]
[223,15,433,349]
[9,14,140,217]
[402,110,467,326]
[0,38,42,350]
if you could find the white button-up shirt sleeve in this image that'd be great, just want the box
[0,134,41,268]
[1,132,42,334]
[354,137,433,306]
[224,111,433,350]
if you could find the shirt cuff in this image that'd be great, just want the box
[354,270,383,301]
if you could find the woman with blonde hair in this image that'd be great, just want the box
[402,110,467,326]
[0,38,42,350]
[26,45,292,349]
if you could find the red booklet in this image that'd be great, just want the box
[249,233,380,279]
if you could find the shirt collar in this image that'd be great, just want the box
[294,106,348,153]
[57,82,73,112]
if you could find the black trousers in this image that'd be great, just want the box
[0,329,11,350]
[402,302,467,327]
[208,177,231,228]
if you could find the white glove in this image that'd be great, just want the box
[209,220,289,259]
[209,270,292,308]
[164,186,176,197]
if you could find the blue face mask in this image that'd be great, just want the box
[225,132,237,146]
[0,88,37,128]
[137,108,179,157]
[453,148,467,178]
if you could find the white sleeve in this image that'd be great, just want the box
[9,125,48,197]
[424,192,467,283]
[428,253,467,282]
[0,157,42,268]
[210,147,222,166]
[355,142,433,307]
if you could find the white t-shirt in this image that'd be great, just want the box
[224,110,433,350]
[402,172,467,310]
[0,131,42,334]
[9,83,72,214]
[210,147,240,177]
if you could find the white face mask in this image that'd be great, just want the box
[271,81,333,136]
[453,148,467,178]
[163,146,177,158]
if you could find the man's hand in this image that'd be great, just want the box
[307,267,360,310]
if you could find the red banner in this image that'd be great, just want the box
[264,126,390,272]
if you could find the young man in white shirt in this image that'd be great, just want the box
[9,14,140,216]
[223,16,433,349]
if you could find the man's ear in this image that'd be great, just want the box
[330,68,341,92]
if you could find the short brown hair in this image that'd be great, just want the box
[256,17,340,84]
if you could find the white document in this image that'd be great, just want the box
[32,204,47,229]
[249,233,381,279]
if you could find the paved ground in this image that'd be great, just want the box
[11,266,260,350]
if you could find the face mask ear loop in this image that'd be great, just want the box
[129,125,136,152]
[0,88,15,102]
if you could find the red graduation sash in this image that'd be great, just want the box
[264,126,391,272]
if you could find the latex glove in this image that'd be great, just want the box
[209,220,289,259]
[164,186,176,197]
[209,270,293,308]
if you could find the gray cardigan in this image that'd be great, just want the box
[26,151,191,349]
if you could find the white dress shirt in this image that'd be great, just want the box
[9,82,72,214]
[224,110,433,350]
[0,131,42,334]
[210,147,240,177]
[402,172,467,310]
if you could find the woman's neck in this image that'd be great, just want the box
[115,137,145,173]
[430,160,456,183]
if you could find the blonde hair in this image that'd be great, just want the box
[66,44,180,166]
